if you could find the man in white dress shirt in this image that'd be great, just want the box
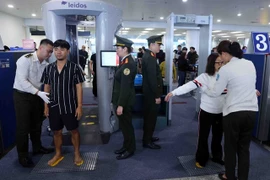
[13,39,54,167]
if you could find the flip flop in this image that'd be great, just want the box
[49,156,64,167]
[74,159,84,166]
[195,162,204,168]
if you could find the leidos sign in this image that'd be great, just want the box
[61,1,87,8]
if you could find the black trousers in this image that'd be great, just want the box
[143,95,158,144]
[223,111,256,180]
[13,90,44,158]
[92,75,97,97]
[116,106,136,153]
[196,109,223,166]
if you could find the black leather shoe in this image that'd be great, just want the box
[19,157,35,168]
[114,147,126,154]
[143,142,161,149]
[33,146,54,155]
[151,137,159,142]
[116,151,134,160]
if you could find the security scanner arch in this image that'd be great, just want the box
[42,0,122,142]
[164,13,213,123]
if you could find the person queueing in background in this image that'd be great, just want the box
[142,35,164,149]
[90,53,97,97]
[112,35,137,160]
[42,40,85,167]
[165,53,225,168]
[79,45,88,71]
[159,58,177,83]
[177,48,188,87]
[13,39,54,167]
[201,41,259,180]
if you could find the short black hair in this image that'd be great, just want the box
[40,39,53,46]
[177,45,182,48]
[182,47,188,51]
[205,53,219,76]
[53,39,70,50]
[217,40,243,59]
[190,47,195,50]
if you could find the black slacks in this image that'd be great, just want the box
[223,111,256,180]
[13,90,44,158]
[116,106,136,153]
[196,109,223,166]
[92,75,97,97]
[143,95,158,144]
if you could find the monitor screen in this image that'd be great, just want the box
[100,50,119,67]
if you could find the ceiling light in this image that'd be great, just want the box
[141,31,149,33]
[145,28,154,30]
[174,29,177,31]
[269,22,270,25]
[183,32,186,34]
[157,34,162,35]
[161,31,166,34]
[123,28,130,30]
[175,34,182,36]
[32,14,36,17]
[160,17,164,20]
[77,27,81,29]
[218,33,227,36]
[182,0,188,2]
[234,34,245,36]
[237,13,242,17]
[8,4,14,8]
[212,30,222,33]
[217,19,221,22]
[121,30,129,33]
[231,31,243,34]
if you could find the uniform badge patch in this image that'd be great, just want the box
[123,68,130,75]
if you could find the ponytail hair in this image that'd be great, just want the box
[217,40,243,59]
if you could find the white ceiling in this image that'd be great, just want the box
[1,0,270,26]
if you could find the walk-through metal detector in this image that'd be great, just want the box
[42,0,122,142]
[164,13,213,123]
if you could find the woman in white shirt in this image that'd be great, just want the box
[202,41,258,180]
[165,53,225,168]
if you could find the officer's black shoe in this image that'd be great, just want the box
[19,157,35,168]
[116,151,134,160]
[114,147,126,154]
[143,142,161,149]
[151,137,159,142]
[33,146,54,155]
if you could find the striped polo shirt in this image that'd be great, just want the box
[41,61,85,115]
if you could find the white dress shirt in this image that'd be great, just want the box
[13,51,48,94]
[172,73,226,114]
[202,57,258,116]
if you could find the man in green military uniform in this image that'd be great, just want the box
[112,35,137,160]
[142,35,164,149]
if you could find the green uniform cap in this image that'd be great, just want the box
[147,35,164,45]
[114,35,134,48]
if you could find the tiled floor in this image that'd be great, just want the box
[155,174,219,180]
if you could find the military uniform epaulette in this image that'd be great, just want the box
[25,54,33,58]
[121,58,129,65]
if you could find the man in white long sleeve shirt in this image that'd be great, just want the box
[13,39,54,168]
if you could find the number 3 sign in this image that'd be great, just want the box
[251,32,270,54]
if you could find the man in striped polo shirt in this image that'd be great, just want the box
[41,39,85,166]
